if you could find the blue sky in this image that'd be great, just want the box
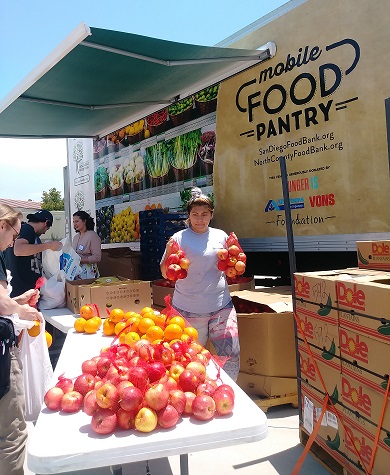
[0,0,289,201]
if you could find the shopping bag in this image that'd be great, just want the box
[59,238,82,281]
[20,321,53,421]
[39,273,66,310]
[42,246,62,278]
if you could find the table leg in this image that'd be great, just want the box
[110,465,122,475]
[180,454,189,475]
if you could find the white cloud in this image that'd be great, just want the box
[0,138,68,201]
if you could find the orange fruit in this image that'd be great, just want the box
[80,305,95,320]
[27,321,40,337]
[109,308,125,323]
[124,331,141,346]
[126,316,141,332]
[74,317,87,332]
[114,321,128,335]
[84,319,99,334]
[145,325,164,343]
[181,333,191,342]
[124,311,138,320]
[140,307,154,317]
[164,323,183,341]
[45,331,52,348]
[103,319,116,336]
[154,313,168,328]
[138,317,155,334]
[90,316,102,329]
[183,326,199,341]
[143,310,158,323]
[169,316,186,330]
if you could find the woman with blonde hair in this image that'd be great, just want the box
[0,202,43,475]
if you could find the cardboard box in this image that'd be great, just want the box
[356,240,390,271]
[99,251,141,280]
[66,277,152,315]
[341,412,390,475]
[297,339,341,397]
[339,326,390,378]
[151,277,255,308]
[340,366,390,431]
[336,275,390,345]
[237,372,297,398]
[231,288,296,378]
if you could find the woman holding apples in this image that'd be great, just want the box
[160,187,240,381]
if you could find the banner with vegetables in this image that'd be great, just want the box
[92,84,219,245]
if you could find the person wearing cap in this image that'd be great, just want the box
[5,210,62,297]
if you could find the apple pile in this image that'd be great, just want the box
[43,338,235,435]
[217,232,246,280]
[165,248,190,282]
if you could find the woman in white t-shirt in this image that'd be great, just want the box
[161,188,240,381]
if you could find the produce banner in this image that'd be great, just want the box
[92,86,218,244]
[213,0,390,238]
[67,138,95,241]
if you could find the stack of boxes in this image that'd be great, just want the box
[295,243,390,475]
[139,209,187,281]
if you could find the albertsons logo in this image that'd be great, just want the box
[265,197,304,212]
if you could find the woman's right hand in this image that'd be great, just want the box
[19,304,44,323]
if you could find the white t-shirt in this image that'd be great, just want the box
[165,227,230,313]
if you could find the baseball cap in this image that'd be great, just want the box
[26,210,54,226]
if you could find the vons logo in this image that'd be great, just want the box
[294,276,310,298]
[341,377,371,416]
[371,242,390,256]
[299,353,316,380]
[336,281,366,311]
[339,329,368,364]
[344,425,372,464]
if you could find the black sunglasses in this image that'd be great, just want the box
[8,222,20,242]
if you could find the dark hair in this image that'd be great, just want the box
[73,210,95,231]
[186,187,214,214]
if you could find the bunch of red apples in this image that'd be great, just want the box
[217,232,246,280]
[165,248,190,282]
[44,338,235,435]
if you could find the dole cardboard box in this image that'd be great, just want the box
[339,326,390,378]
[336,275,390,345]
[340,411,390,475]
[297,338,341,397]
[231,288,296,378]
[66,276,152,315]
[300,381,345,458]
[237,372,297,398]
[152,276,255,308]
[356,240,390,271]
[340,363,390,432]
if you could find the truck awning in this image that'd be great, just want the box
[0,23,275,139]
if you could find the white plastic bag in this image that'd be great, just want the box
[20,322,53,422]
[39,273,66,310]
[42,238,81,281]
[42,247,62,278]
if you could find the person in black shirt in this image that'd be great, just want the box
[5,210,62,297]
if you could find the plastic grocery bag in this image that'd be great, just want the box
[39,273,66,310]
[20,322,53,421]
[42,237,81,281]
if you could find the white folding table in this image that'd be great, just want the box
[27,331,268,475]
[40,307,77,333]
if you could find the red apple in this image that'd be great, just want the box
[227,256,237,267]
[217,260,229,271]
[217,248,229,261]
[146,361,166,383]
[116,380,133,394]
[94,379,105,391]
[177,268,188,280]
[183,391,196,415]
[74,373,96,396]
[119,386,143,412]
[237,252,247,263]
[157,404,179,429]
[213,389,235,415]
[195,353,209,365]
[96,382,119,409]
[196,382,217,397]
[116,408,136,430]
[179,257,190,270]
[166,253,180,266]
[228,245,240,256]
[44,387,64,411]
[153,344,174,366]
[192,394,216,421]
[60,390,83,413]
[235,260,246,275]
[169,389,186,415]
[128,366,149,392]
[144,383,169,411]
[169,363,185,382]
[55,374,73,394]
[81,359,98,376]
[159,374,178,392]
[91,408,117,435]
[225,266,237,278]
[176,250,186,259]
[134,407,158,432]
[106,365,131,386]
[186,361,206,383]
[166,263,182,281]
[128,356,148,368]
[214,384,235,399]
[178,369,201,393]
[97,357,111,378]
[200,348,212,364]
[83,389,99,416]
